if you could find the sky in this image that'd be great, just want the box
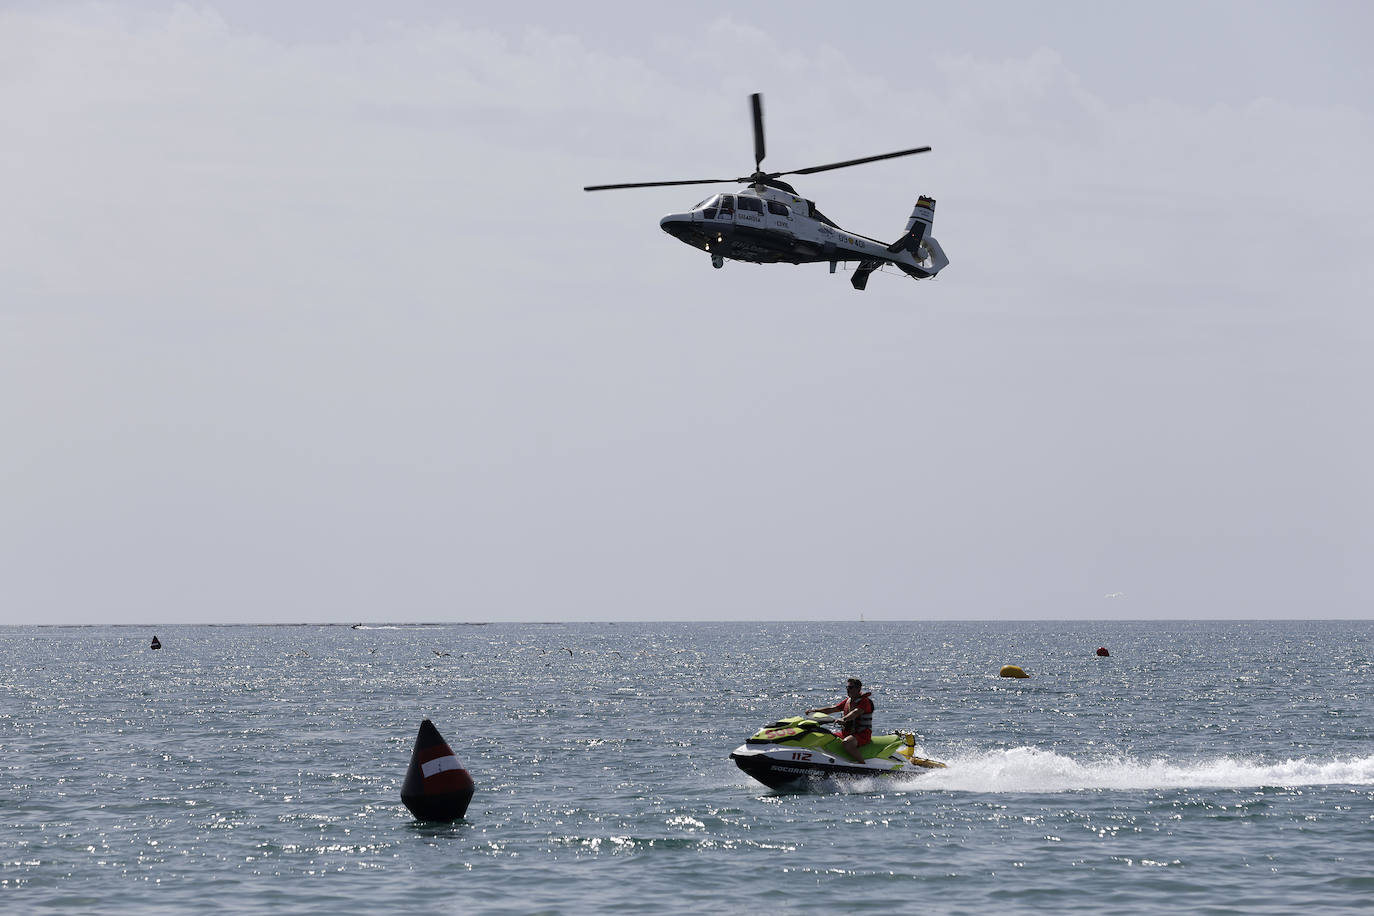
[2,0,1371,624]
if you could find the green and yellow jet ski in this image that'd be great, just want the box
[730,715,946,791]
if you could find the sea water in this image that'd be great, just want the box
[2,620,1372,914]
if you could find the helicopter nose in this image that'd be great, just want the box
[659,212,697,245]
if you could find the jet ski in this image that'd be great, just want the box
[730,715,946,791]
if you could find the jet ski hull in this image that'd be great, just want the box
[730,717,945,791]
[730,747,895,790]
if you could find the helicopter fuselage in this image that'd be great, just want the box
[658,184,943,289]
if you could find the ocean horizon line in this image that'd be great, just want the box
[5,616,1372,628]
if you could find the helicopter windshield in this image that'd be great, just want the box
[699,194,734,220]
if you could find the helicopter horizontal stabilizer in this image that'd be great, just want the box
[885,231,918,255]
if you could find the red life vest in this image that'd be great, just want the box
[839,693,874,737]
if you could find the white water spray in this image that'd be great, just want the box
[884,747,1374,794]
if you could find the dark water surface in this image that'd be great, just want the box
[3,621,1372,914]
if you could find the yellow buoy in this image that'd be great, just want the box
[999,664,1029,678]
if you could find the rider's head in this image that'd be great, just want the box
[847,677,862,695]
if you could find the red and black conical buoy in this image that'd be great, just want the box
[400,719,474,822]
[150,635,161,650]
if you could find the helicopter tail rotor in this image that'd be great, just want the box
[888,195,949,278]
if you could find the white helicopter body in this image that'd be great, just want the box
[659,184,948,290]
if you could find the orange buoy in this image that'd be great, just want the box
[998,665,1029,678]
[400,719,474,822]
[1096,647,1110,657]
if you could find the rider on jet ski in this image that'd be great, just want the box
[806,677,874,764]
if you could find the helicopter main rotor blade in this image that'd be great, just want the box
[583,177,739,192]
[751,93,765,173]
[776,146,932,178]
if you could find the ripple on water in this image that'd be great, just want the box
[1,621,1372,913]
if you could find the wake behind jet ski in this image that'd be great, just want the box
[730,714,946,791]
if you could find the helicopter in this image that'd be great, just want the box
[584,93,948,291]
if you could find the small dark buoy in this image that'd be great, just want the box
[150,636,161,650]
[999,664,1029,678]
[400,719,474,822]
[1096,647,1110,657]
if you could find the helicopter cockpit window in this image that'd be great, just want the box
[694,195,720,210]
[766,201,790,217]
[737,196,764,213]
